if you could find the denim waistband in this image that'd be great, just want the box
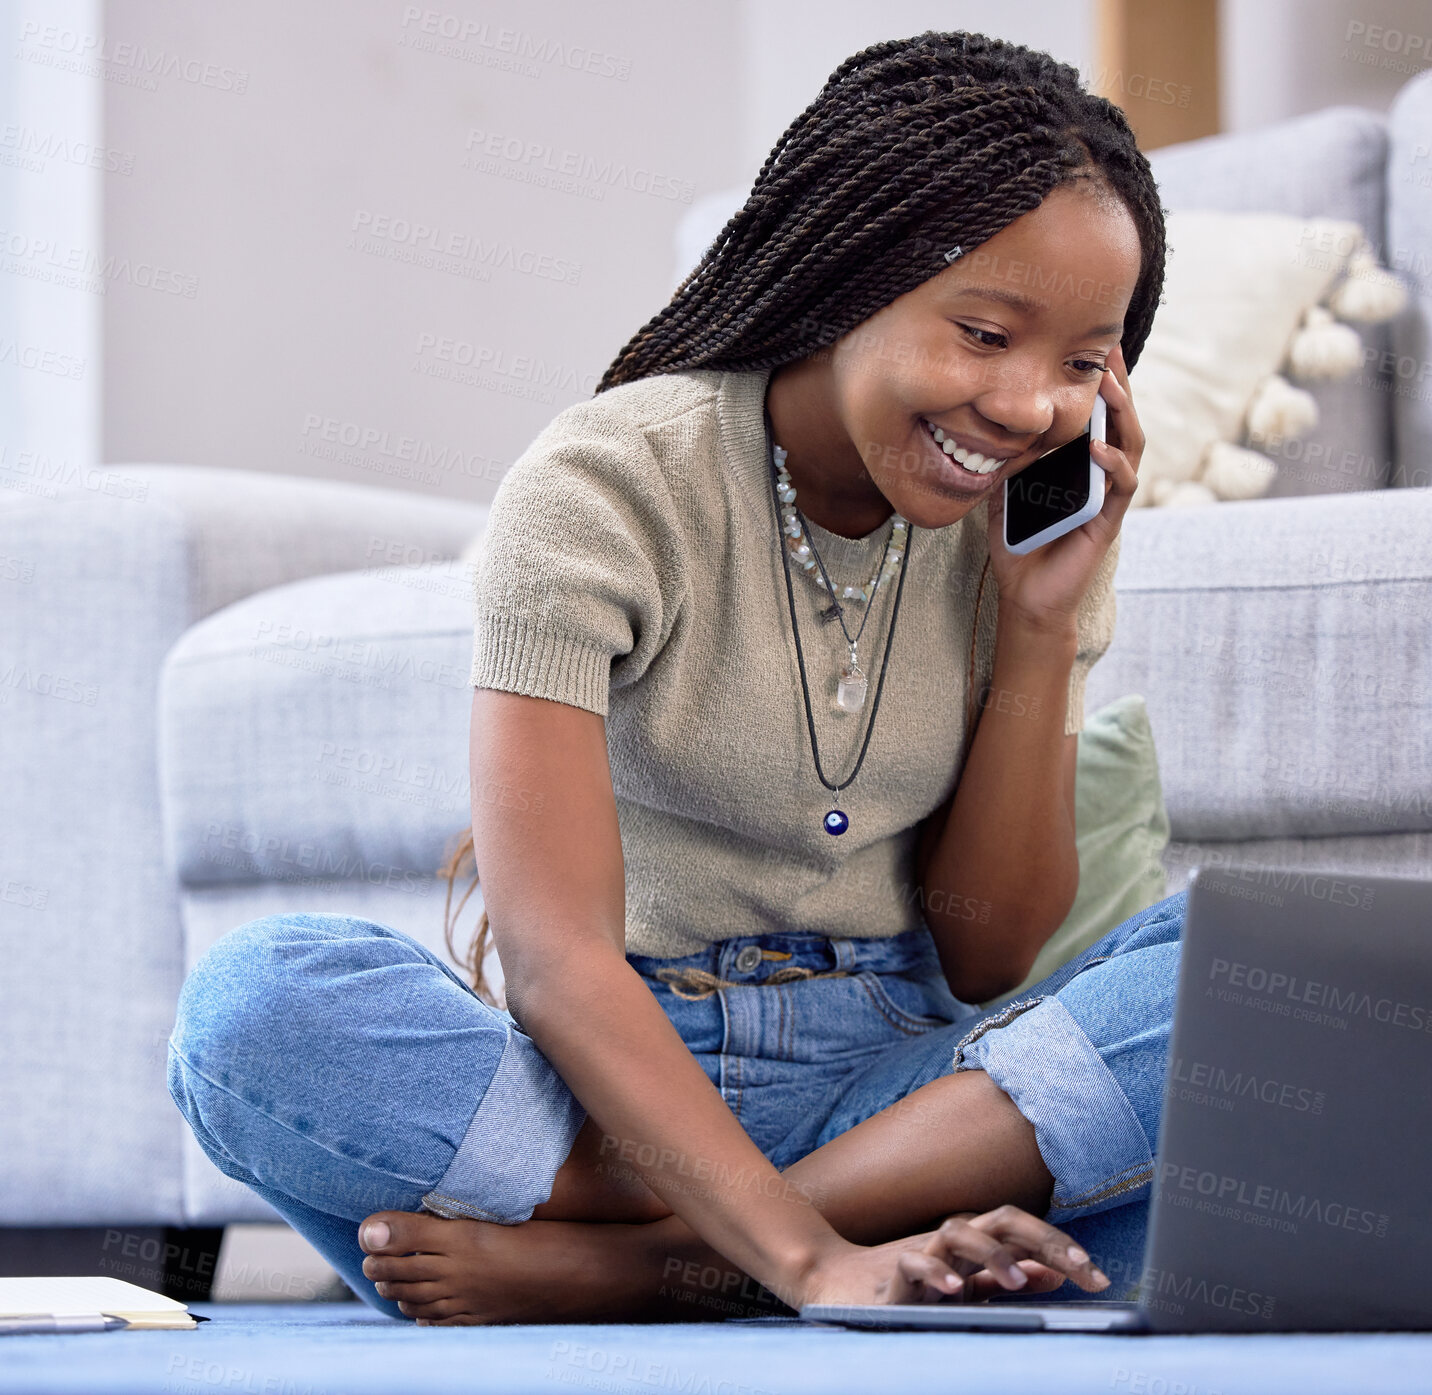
[626,924,942,991]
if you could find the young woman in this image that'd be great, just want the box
[169,30,1184,1325]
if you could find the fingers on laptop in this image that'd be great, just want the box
[893,1206,1111,1303]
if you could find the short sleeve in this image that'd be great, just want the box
[466,412,682,719]
[1064,529,1120,736]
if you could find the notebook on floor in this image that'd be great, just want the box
[802,863,1432,1333]
[0,1276,199,1330]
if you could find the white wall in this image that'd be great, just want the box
[101,0,741,500]
[0,0,103,499]
[97,1,1096,504]
[1222,0,1432,131]
[93,1,1431,505]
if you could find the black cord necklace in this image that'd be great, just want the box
[764,400,915,836]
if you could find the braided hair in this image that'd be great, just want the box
[597,30,1166,389]
[443,31,1168,1002]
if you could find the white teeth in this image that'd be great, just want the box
[923,419,1003,475]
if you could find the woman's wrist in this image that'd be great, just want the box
[763,1228,859,1310]
[997,608,1080,650]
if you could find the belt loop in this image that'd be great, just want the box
[828,938,858,972]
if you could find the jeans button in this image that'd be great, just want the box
[734,945,762,974]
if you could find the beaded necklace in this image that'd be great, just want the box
[763,399,913,836]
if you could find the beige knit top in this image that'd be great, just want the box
[462,366,1118,959]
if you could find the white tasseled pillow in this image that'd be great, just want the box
[1129,210,1407,508]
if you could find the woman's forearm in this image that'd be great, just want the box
[919,616,1081,1001]
[559,1062,1059,1321]
[508,936,847,1305]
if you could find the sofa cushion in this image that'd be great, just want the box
[1002,693,1170,1001]
[1129,208,1381,506]
[159,565,475,890]
[1149,106,1395,498]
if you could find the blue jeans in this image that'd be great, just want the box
[168,890,1186,1319]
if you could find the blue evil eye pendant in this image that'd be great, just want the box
[823,810,849,836]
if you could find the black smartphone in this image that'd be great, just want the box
[1002,395,1107,553]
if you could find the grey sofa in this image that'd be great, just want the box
[3,70,1430,1232]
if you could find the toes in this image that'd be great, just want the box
[362,1253,446,1283]
[398,1296,475,1323]
[373,1279,447,1305]
[358,1208,449,1255]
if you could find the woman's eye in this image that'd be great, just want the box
[956,323,1005,349]
[957,325,1106,379]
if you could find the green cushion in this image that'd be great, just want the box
[997,692,1171,1002]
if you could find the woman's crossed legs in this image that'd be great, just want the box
[168,892,1185,1322]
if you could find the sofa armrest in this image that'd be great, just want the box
[1086,489,1432,843]
[59,463,489,620]
[0,467,487,1224]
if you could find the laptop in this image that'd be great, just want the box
[801,863,1432,1333]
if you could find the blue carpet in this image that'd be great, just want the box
[2,1303,1431,1394]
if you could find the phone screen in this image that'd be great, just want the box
[1003,423,1093,548]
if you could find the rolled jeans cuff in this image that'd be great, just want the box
[421,1020,587,1224]
[951,995,1154,1224]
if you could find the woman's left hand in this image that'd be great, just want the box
[983,341,1144,633]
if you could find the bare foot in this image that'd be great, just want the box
[358,1208,760,1324]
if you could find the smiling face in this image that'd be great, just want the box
[765,181,1143,538]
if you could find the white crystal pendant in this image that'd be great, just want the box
[835,652,868,713]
